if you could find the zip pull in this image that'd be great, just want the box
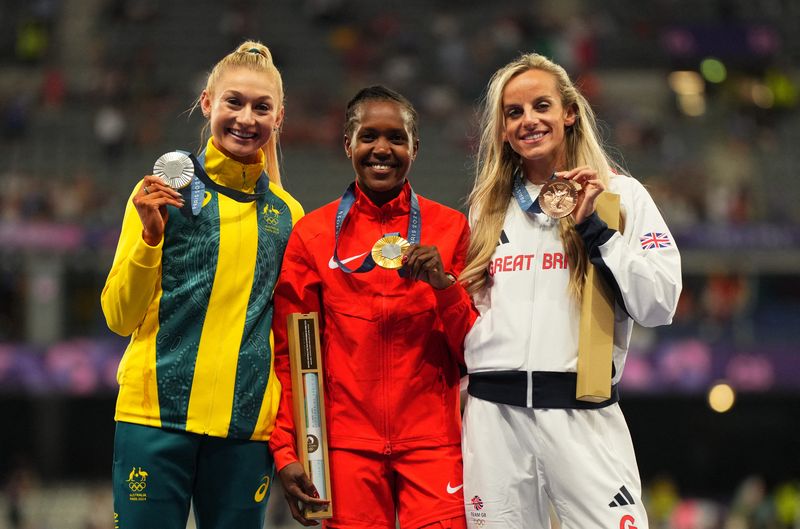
[383,441,392,455]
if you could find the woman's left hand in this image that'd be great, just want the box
[556,166,606,225]
[402,244,454,290]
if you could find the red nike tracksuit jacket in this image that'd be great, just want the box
[269,181,476,469]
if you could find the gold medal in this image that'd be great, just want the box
[153,151,194,189]
[371,235,410,269]
[538,179,579,218]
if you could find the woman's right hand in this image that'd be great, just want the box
[278,461,330,526]
[556,166,605,225]
[131,175,184,246]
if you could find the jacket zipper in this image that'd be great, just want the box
[527,215,547,408]
[380,213,392,450]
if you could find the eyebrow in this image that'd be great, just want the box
[503,96,553,108]
[222,90,274,101]
[358,126,408,134]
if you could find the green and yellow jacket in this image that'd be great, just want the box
[101,138,303,441]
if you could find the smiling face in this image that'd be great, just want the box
[344,100,418,205]
[501,68,576,183]
[200,66,283,164]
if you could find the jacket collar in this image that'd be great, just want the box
[352,180,411,218]
[204,138,265,193]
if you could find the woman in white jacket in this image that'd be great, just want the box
[459,53,682,529]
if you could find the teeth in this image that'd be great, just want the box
[372,164,391,170]
[523,132,545,140]
[229,129,256,139]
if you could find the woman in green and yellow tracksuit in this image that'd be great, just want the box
[101,40,303,529]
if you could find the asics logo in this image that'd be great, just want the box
[446,482,463,494]
[254,476,270,503]
[328,252,369,269]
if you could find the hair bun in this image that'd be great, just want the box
[236,41,272,61]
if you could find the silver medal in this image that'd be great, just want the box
[153,152,194,189]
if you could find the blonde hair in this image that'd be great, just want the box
[462,52,620,298]
[195,40,285,186]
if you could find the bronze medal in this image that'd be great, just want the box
[153,151,194,189]
[538,179,579,218]
[371,235,410,269]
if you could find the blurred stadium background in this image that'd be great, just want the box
[1,0,799,527]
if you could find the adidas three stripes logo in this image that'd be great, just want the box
[496,230,510,246]
[608,485,636,508]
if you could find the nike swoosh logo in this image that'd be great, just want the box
[446,482,463,494]
[328,252,369,269]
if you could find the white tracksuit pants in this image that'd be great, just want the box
[462,396,649,529]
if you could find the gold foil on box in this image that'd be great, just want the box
[287,313,333,519]
[576,192,620,403]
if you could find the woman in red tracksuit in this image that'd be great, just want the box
[269,85,476,528]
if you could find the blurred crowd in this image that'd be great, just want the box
[1,0,798,225]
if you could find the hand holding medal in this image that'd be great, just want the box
[550,166,606,224]
[132,153,188,245]
[153,151,195,189]
[400,244,455,290]
[538,178,580,218]
[368,236,452,289]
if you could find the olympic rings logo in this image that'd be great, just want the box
[128,481,147,492]
[262,204,282,226]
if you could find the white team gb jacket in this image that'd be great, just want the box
[465,174,682,387]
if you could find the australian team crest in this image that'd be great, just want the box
[126,466,149,501]
[262,203,281,233]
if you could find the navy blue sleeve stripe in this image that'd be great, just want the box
[575,212,630,317]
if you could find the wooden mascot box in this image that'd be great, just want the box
[576,192,621,403]
[287,312,333,519]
